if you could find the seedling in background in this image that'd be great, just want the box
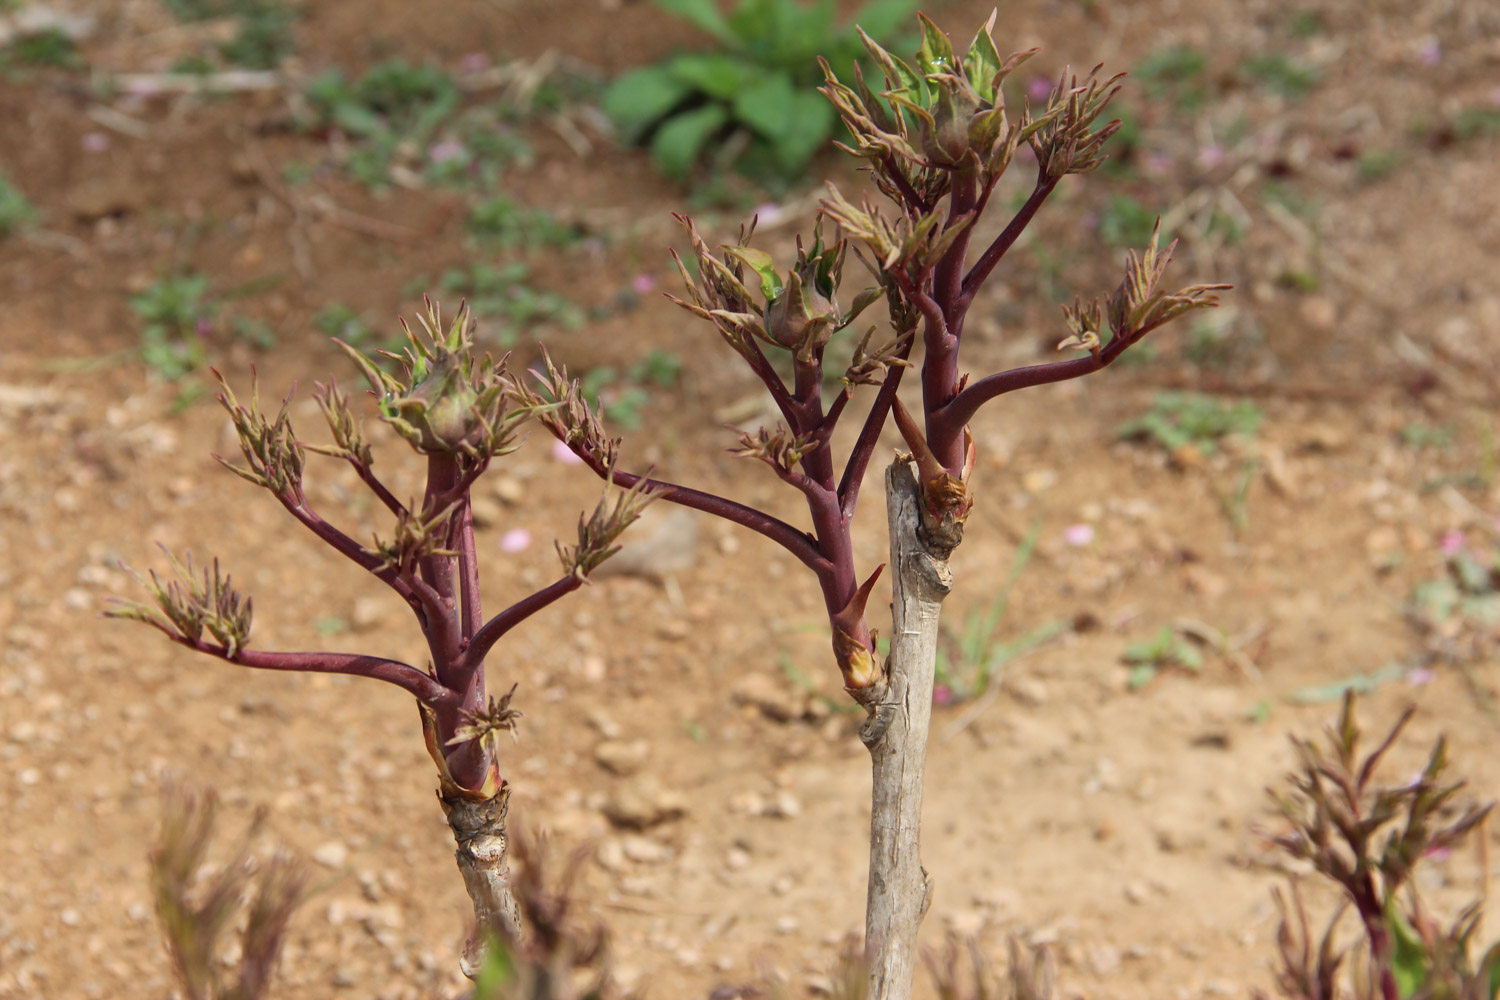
[1408,541,1500,668]
[151,783,309,1000]
[467,196,586,251]
[578,351,683,432]
[0,170,35,235]
[160,0,297,70]
[112,300,657,978]
[1098,193,1163,248]
[1259,692,1496,1000]
[427,263,584,346]
[304,60,461,188]
[1240,53,1320,98]
[0,26,79,68]
[602,0,916,185]
[131,273,216,382]
[1122,624,1203,689]
[1116,392,1262,457]
[933,522,1069,702]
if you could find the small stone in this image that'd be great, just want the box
[1008,677,1049,707]
[732,673,804,722]
[594,739,649,776]
[63,588,93,611]
[602,777,687,830]
[774,915,800,935]
[1089,944,1122,975]
[1022,468,1059,493]
[725,847,751,870]
[492,476,523,505]
[1298,295,1337,332]
[1124,882,1148,904]
[59,909,80,927]
[469,496,504,528]
[620,835,672,864]
[313,841,350,869]
[351,597,387,631]
[767,791,801,819]
[18,768,39,786]
[770,874,794,895]
[595,838,626,872]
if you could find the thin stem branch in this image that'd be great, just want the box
[837,334,916,518]
[933,336,1130,439]
[345,459,408,519]
[274,489,414,601]
[461,574,583,671]
[882,156,931,216]
[171,637,456,706]
[958,176,1058,307]
[566,445,830,577]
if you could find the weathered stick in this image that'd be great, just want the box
[862,459,953,1000]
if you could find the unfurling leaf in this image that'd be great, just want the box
[556,469,661,579]
[213,370,304,496]
[446,683,524,755]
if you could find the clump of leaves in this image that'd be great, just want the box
[602,0,916,185]
[0,170,36,235]
[1241,53,1320,98]
[1259,692,1496,1000]
[160,0,296,70]
[576,350,684,431]
[1408,542,1500,662]
[1116,391,1262,457]
[1122,624,1203,689]
[131,273,216,381]
[467,195,586,250]
[0,26,80,68]
[423,263,584,346]
[303,60,461,187]
[1098,193,1164,247]
[151,782,309,1000]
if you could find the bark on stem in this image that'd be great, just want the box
[862,459,954,1000]
[440,784,523,979]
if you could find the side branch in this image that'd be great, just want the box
[179,638,455,706]
[567,447,831,577]
[959,177,1058,306]
[460,575,582,671]
[838,335,917,518]
[933,344,1123,438]
[277,491,416,602]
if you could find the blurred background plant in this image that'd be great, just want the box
[1260,693,1497,1000]
[151,782,310,1000]
[601,0,916,187]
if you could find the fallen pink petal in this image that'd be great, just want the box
[1407,667,1436,686]
[499,528,532,553]
[1063,523,1095,547]
[631,273,657,295]
[1440,530,1466,555]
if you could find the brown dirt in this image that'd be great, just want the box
[3,1,1500,998]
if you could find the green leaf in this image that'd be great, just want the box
[732,72,796,136]
[962,18,1004,93]
[1127,663,1157,690]
[1385,900,1429,999]
[1174,642,1204,670]
[916,12,955,75]
[670,52,753,99]
[649,103,729,178]
[767,91,835,171]
[602,66,694,142]
[649,0,738,46]
[722,246,782,300]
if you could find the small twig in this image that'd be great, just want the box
[113,70,282,95]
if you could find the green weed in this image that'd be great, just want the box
[1356,148,1401,181]
[131,274,216,381]
[160,0,296,70]
[578,350,684,430]
[467,196,584,250]
[1098,193,1163,248]
[1123,625,1202,689]
[602,0,916,186]
[0,172,35,235]
[1116,392,1262,457]
[1240,54,1320,97]
[420,263,584,346]
[1,27,79,68]
[932,522,1070,701]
